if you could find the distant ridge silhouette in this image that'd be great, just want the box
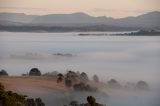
[0,11,159,31]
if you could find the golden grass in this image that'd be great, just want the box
[0,76,67,94]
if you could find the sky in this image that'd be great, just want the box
[0,0,160,18]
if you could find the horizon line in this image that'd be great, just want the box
[0,11,159,19]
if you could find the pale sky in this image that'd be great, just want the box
[0,0,160,18]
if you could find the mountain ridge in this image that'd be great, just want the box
[0,11,160,31]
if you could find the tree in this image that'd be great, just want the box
[0,69,8,76]
[93,75,99,83]
[57,73,64,83]
[107,79,121,88]
[26,98,35,106]
[0,82,45,106]
[65,71,79,84]
[87,96,96,105]
[0,83,26,106]
[73,82,97,92]
[29,68,41,76]
[80,72,89,82]
[135,80,149,90]
[26,98,45,106]
[85,96,105,106]
[66,96,106,106]
[65,79,72,88]
[70,100,78,106]
[35,98,45,106]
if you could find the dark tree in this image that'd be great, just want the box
[87,96,96,105]
[73,83,86,91]
[93,75,99,83]
[66,96,106,106]
[26,98,45,106]
[26,98,36,106]
[65,79,72,88]
[35,98,45,106]
[0,69,8,76]
[73,82,97,92]
[135,80,149,90]
[29,68,41,76]
[80,72,89,82]
[107,79,121,88]
[0,83,26,106]
[0,83,45,106]
[85,96,104,106]
[57,73,64,77]
[70,100,78,106]
[65,71,79,84]
[57,73,64,83]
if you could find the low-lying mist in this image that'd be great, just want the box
[0,51,158,85]
[18,81,159,106]
[0,32,160,106]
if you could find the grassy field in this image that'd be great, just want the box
[0,76,67,94]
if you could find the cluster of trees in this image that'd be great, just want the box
[65,96,106,106]
[0,83,26,106]
[26,98,45,106]
[56,70,98,92]
[56,70,149,91]
[0,82,45,106]
[1,68,42,77]
[73,83,97,92]
[107,79,149,90]
[1,68,149,91]
[117,29,160,36]
[0,24,136,32]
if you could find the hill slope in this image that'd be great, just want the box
[0,11,159,31]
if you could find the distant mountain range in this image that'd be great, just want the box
[0,11,160,32]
